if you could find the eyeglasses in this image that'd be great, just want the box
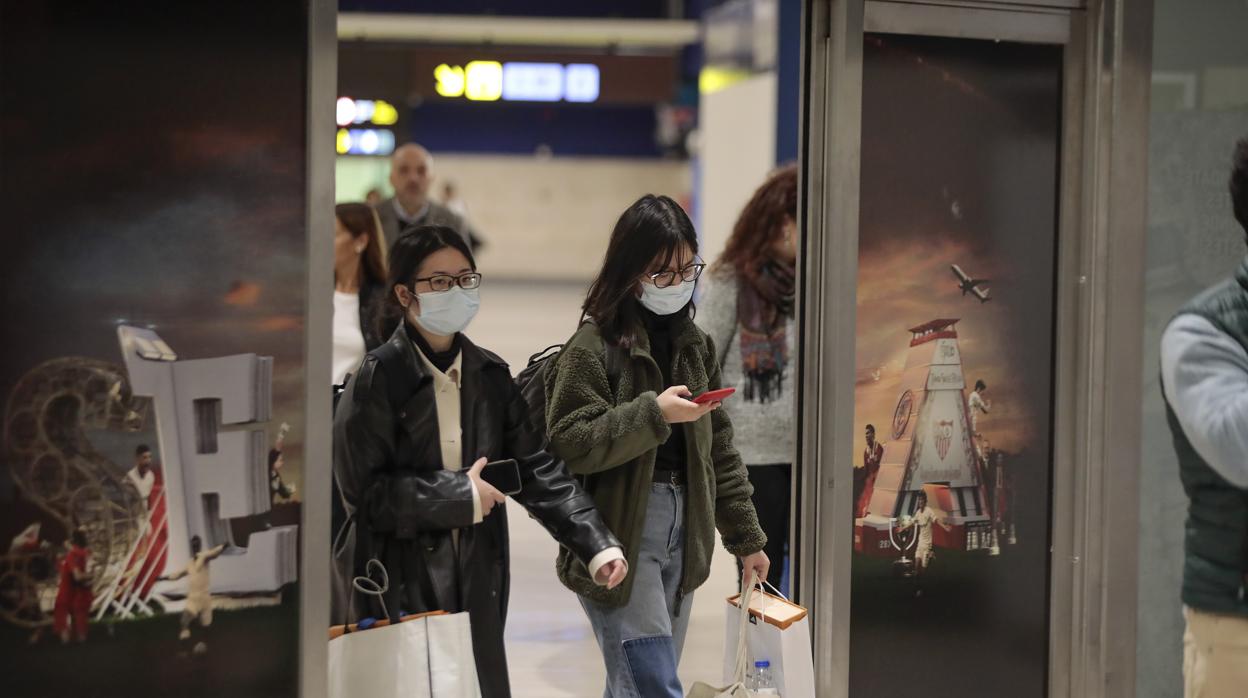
[413,272,483,292]
[648,262,705,289]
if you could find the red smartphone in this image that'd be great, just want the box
[691,387,736,405]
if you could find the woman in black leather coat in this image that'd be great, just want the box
[332,225,627,698]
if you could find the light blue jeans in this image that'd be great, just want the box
[580,482,694,698]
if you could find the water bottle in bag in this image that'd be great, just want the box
[751,660,779,695]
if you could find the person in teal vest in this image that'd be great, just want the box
[1160,135,1248,698]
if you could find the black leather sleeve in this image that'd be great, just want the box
[333,356,476,537]
[500,373,621,564]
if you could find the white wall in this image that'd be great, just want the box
[336,154,692,282]
[697,72,777,264]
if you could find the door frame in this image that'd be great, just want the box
[794,1,1152,696]
[300,0,337,696]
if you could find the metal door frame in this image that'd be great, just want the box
[300,0,337,696]
[794,1,1152,696]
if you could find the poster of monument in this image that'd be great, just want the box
[0,5,308,696]
[849,34,1062,698]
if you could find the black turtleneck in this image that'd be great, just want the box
[640,304,686,474]
[406,322,462,373]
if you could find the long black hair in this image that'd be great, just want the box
[374,225,476,338]
[583,194,698,347]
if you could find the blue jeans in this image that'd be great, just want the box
[580,482,694,698]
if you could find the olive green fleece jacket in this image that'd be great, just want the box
[543,313,767,607]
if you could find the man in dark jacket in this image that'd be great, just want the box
[376,143,483,253]
[333,324,620,698]
[1160,136,1248,697]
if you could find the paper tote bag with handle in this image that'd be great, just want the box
[721,582,816,698]
[328,559,481,698]
[328,611,482,698]
[686,572,758,698]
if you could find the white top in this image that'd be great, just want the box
[1160,314,1248,488]
[128,467,155,502]
[414,344,482,525]
[332,291,367,385]
[913,509,939,550]
[968,390,989,433]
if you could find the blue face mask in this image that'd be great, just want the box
[638,279,695,316]
[414,287,480,336]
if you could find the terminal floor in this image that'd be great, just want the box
[475,279,740,696]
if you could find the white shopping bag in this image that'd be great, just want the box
[722,583,816,698]
[329,610,481,698]
[687,572,759,698]
[328,559,481,698]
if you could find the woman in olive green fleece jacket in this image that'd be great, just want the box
[543,194,768,698]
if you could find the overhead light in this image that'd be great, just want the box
[336,97,356,127]
[435,61,600,103]
[434,64,466,98]
[337,128,396,156]
[465,61,504,101]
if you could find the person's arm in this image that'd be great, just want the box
[694,270,738,369]
[205,544,227,561]
[499,374,626,583]
[545,343,671,475]
[333,356,478,536]
[163,564,190,582]
[703,335,767,557]
[1161,314,1248,489]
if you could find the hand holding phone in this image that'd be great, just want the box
[480,458,522,496]
[657,385,720,424]
[691,387,736,405]
[467,458,509,516]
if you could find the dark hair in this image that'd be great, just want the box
[376,225,476,337]
[190,535,202,550]
[584,195,699,347]
[268,448,282,468]
[1232,137,1248,238]
[714,163,798,276]
[865,424,875,432]
[975,380,987,392]
[136,444,151,456]
[71,528,88,548]
[336,202,389,288]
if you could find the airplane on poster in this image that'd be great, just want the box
[951,264,991,303]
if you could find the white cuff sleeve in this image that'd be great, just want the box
[468,478,483,524]
[587,546,625,583]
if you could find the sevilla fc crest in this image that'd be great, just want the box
[935,420,953,461]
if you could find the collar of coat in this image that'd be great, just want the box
[380,322,508,391]
[618,309,704,359]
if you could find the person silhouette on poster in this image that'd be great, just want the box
[856,424,885,518]
[899,492,951,575]
[53,528,92,644]
[161,535,225,653]
[968,380,991,459]
[127,444,156,504]
[269,422,295,503]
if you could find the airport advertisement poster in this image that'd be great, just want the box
[848,35,1062,697]
[1,5,307,696]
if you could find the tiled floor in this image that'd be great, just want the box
[473,279,740,697]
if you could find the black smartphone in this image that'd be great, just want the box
[481,459,522,496]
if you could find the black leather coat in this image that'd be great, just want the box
[332,324,619,698]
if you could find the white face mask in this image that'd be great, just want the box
[638,279,695,316]
[412,286,480,336]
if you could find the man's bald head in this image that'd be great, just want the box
[390,143,435,213]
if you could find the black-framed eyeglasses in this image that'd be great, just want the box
[413,272,483,293]
[648,262,705,289]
